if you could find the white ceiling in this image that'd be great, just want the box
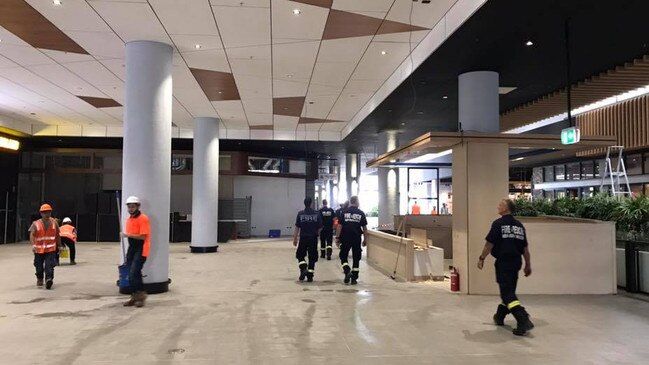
[0,0,486,141]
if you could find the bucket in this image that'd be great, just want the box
[118,264,130,290]
[59,247,69,259]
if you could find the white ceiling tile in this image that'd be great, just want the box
[40,50,95,64]
[304,130,319,140]
[149,0,220,35]
[332,0,393,13]
[318,36,372,63]
[446,0,487,36]
[82,125,109,137]
[241,97,272,115]
[327,92,372,121]
[182,49,230,73]
[0,55,17,69]
[172,99,194,126]
[273,79,309,98]
[0,26,31,47]
[303,123,322,131]
[0,45,56,67]
[26,0,111,32]
[101,106,124,120]
[27,64,106,98]
[373,30,430,44]
[272,0,328,41]
[273,130,296,140]
[57,125,83,137]
[95,85,125,104]
[184,107,220,119]
[67,31,125,59]
[89,1,172,43]
[302,94,337,119]
[310,62,356,88]
[64,60,123,85]
[386,0,458,29]
[212,6,270,48]
[32,125,59,136]
[273,41,319,81]
[212,100,247,121]
[99,59,126,81]
[234,74,272,100]
[226,129,250,139]
[319,121,347,132]
[247,113,273,126]
[106,126,124,137]
[345,79,384,94]
[223,119,249,129]
[350,41,411,80]
[319,131,340,141]
[174,87,213,109]
[250,129,273,140]
[210,0,269,7]
[274,115,298,130]
[172,35,224,53]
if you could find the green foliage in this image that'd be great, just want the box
[514,194,649,238]
[367,206,379,218]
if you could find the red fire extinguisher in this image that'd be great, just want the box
[450,267,460,292]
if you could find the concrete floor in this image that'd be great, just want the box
[1,240,648,365]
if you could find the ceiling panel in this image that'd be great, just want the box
[67,31,125,59]
[385,0,457,29]
[331,0,393,13]
[27,64,106,98]
[212,6,270,48]
[272,0,329,42]
[149,0,220,36]
[327,92,372,121]
[273,41,320,81]
[88,1,171,43]
[272,79,310,98]
[210,0,270,7]
[25,0,111,33]
[0,44,56,67]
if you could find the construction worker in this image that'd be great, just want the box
[121,196,151,308]
[59,217,77,265]
[29,204,61,289]
[335,196,367,285]
[478,199,534,336]
[319,199,335,260]
[293,197,322,282]
[411,200,421,215]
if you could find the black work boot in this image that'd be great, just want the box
[343,265,351,284]
[493,304,510,326]
[45,279,53,290]
[326,248,332,260]
[306,271,314,282]
[320,250,326,259]
[511,306,534,336]
[350,271,359,285]
[299,263,308,281]
[36,278,44,287]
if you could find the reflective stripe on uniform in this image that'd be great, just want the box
[326,246,333,249]
[308,269,314,273]
[299,261,307,265]
[507,300,521,310]
[341,262,349,267]
[352,268,360,272]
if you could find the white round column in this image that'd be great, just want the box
[377,130,399,228]
[121,41,173,294]
[190,117,220,253]
[458,71,499,133]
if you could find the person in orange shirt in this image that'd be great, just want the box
[60,217,77,265]
[411,200,421,215]
[121,196,151,308]
[29,204,61,289]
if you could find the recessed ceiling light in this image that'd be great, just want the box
[194,44,202,49]
[442,96,448,99]
[287,74,293,78]
[525,40,534,46]
[308,101,314,104]
[401,122,406,126]
[416,111,424,115]
[381,50,387,55]
[293,9,301,15]
[218,91,223,94]
[53,0,62,5]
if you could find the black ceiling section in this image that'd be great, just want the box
[344,0,649,146]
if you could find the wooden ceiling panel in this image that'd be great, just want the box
[77,96,122,108]
[273,96,305,117]
[190,68,241,101]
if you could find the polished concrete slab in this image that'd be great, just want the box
[0,240,648,365]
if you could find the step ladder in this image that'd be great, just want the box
[600,146,631,197]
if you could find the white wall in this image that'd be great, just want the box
[233,175,306,237]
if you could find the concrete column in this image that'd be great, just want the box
[452,70,507,294]
[345,153,360,199]
[377,131,400,228]
[458,71,499,133]
[122,41,173,294]
[190,117,220,253]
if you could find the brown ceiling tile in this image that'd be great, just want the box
[273,97,305,117]
[190,68,240,101]
[77,96,121,108]
[290,0,333,8]
[322,10,383,40]
[377,19,430,35]
[298,117,345,124]
[249,125,273,130]
[0,0,88,54]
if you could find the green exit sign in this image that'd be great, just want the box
[561,127,580,145]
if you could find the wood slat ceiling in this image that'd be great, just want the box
[500,55,649,131]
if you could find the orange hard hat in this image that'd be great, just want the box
[39,204,53,212]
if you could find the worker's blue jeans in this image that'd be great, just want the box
[34,252,57,280]
[125,239,146,293]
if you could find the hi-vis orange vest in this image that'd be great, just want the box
[60,225,77,243]
[33,219,58,254]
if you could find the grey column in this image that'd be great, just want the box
[345,153,360,200]
[190,117,220,253]
[122,41,173,293]
[458,71,499,133]
[377,130,399,228]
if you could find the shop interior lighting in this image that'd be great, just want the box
[406,149,452,163]
[53,0,62,5]
[293,9,301,15]
[0,136,20,151]
[525,40,534,46]
[505,84,649,134]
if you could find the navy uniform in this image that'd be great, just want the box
[486,214,534,335]
[295,206,322,282]
[319,205,335,260]
[337,205,367,285]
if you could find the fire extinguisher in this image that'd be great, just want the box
[450,267,460,292]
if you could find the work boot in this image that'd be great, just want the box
[299,263,308,281]
[320,250,326,259]
[45,279,53,290]
[123,294,136,307]
[36,278,44,287]
[511,306,534,336]
[306,271,314,283]
[134,291,148,308]
[343,265,351,284]
[493,304,510,326]
[351,271,359,285]
[70,261,77,266]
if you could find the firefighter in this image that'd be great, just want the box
[29,204,61,289]
[293,197,322,282]
[318,199,335,260]
[59,217,77,265]
[478,199,534,336]
[121,196,151,308]
[335,196,367,285]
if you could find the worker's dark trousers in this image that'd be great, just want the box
[34,252,57,280]
[340,238,362,278]
[61,237,76,263]
[296,236,319,272]
[495,258,522,306]
[124,240,147,293]
[320,228,333,257]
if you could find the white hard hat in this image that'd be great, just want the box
[125,196,141,205]
[62,217,72,224]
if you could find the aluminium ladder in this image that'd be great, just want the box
[600,146,631,197]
